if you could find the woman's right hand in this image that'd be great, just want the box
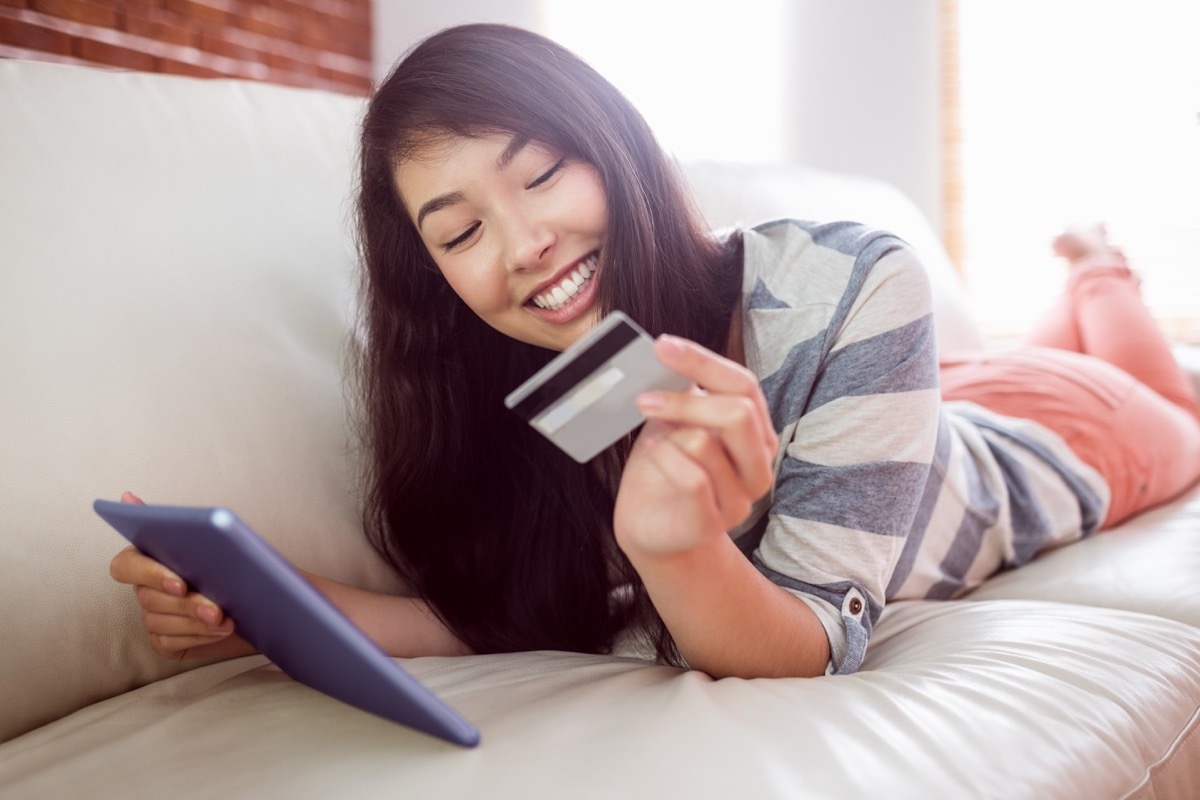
[108,491,256,661]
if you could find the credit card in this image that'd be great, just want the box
[505,311,690,463]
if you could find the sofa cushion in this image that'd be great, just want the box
[1,600,1197,798]
[0,60,403,743]
[966,482,1200,627]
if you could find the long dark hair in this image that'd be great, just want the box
[354,23,743,661]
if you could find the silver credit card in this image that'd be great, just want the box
[505,311,690,463]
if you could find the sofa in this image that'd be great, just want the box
[2,58,1198,800]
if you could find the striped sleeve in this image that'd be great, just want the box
[739,221,941,675]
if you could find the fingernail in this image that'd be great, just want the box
[637,392,664,411]
[163,578,186,597]
[657,335,686,357]
[196,605,218,624]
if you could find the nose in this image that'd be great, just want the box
[502,208,555,273]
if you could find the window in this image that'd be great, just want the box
[956,1,1200,341]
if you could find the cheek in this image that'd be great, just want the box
[575,169,605,204]
[435,258,507,315]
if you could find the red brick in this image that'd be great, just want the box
[317,62,367,90]
[75,35,157,70]
[0,14,71,53]
[266,48,315,76]
[157,56,223,77]
[31,0,118,27]
[266,0,317,22]
[296,13,372,59]
[122,11,193,47]
[216,22,274,53]
[295,24,322,49]
[232,58,270,80]
[263,0,301,14]
[233,8,292,40]
[162,0,224,26]
[318,14,368,57]
[196,29,262,62]
[314,48,368,78]
[114,0,163,12]
[319,0,369,25]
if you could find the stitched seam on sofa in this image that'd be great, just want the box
[1119,704,1200,800]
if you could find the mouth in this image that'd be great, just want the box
[528,251,600,311]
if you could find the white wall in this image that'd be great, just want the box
[784,0,942,232]
[372,0,538,83]
[371,1,943,231]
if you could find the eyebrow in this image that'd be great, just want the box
[496,134,530,170]
[414,135,530,231]
[416,191,465,230]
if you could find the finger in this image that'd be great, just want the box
[653,335,775,447]
[640,436,724,532]
[639,390,773,453]
[110,546,188,598]
[120,491,146,505]
[655,335,764,402]
[143,609,234,637]
[638,392,776,497]
[149,632,235,660]
[167,634,256,663]
[134,586,226,626]
[665,427,755,529]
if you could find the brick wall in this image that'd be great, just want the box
[0,0,372,95]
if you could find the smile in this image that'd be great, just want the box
[530,252,599,311]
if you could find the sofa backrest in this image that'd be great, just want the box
[0,60,404,742]
[0,59,979,742]
[681,160,983,354]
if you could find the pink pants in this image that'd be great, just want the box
[939,263,1200,528]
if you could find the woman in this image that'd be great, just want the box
[110,24,1200,679]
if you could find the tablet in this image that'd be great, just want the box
[504,311,690,463]
[94,499,480,747]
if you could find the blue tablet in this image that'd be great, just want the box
[94,499,480,747]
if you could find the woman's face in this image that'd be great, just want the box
[394,132,608,351]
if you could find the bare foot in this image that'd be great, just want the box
[1051,223,1126,266]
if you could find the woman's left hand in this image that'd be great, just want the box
[613,335,778,557]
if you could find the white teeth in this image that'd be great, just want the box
[532,253,599,311]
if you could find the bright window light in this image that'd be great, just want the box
[538,0,787,163]
[959,1,1200,340]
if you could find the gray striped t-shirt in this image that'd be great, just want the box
[732,219,1110,675]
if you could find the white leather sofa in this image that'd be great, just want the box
[2,58,1198,800]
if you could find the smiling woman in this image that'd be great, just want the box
[348,23,749,668]
[393,133,609,351]
[108,22,1200,685]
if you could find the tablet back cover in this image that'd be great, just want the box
[95,499,479,747]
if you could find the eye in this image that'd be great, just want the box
[441,222,480,252]
[527,158,566,189]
